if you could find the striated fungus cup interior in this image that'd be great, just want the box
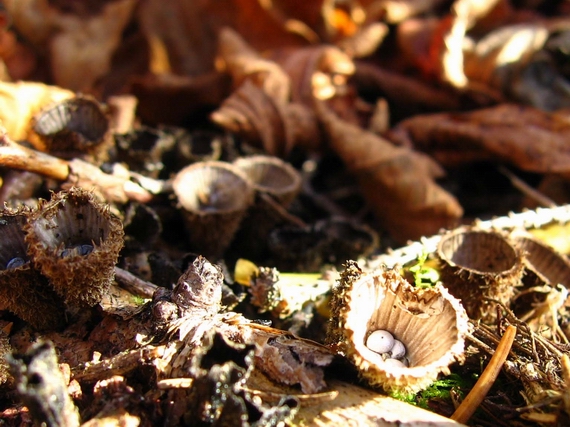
[0,208,67,329]
[31,96,111,160]
[329,262,469,393]
[173,161,253,215]
[24,188,124,307]
[511,234,570,288]
[437,228,524,322]
[233,155,301,206]
[172,161,254,258]
[0,211,30,270]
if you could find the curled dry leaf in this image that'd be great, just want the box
[353,61,462,113]
[317,102,462,242]
[439,0,508,89]
[218,27,291,103]
[211,80,320,156]
[139,0,312,78]
[273,44,355,104]
[395,0,505,92]
[464,23,549,92]
[389,103,570,174]
[464,23,570,110]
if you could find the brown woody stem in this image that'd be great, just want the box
[0,131,69,180]
[451,324,516,424]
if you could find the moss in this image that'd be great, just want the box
[390,373,473,410]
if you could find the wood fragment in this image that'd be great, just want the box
[0,130,69,180]
[72,345,166,383]
[114,267,159,299]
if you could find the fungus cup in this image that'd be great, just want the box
[328,261,469,393]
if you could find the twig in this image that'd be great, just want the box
[157,378,194,389]
[114,267,159,299]
[0,131,69,180]
[498,166,556,208]
[72,345,165,382]
[259,192,307,228]
[0,130,156,204]
[451,324,517,424]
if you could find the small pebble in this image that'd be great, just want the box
[366,330,394,354]
[390,339,406,359]
[6,257,26,269]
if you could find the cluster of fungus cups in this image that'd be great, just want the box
[327,261,469,393]
[0,208,66,329]
[0,188,124,328]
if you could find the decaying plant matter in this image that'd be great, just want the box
[2,1,570,426]
[317,102,463,241]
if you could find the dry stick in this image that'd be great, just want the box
[0,132,69,180]
[451,324,517,424]
[498,166,556,208]
[114,266,159,299]
[157,378,195,389]
[259,192,307,228]
[0,130,155,204]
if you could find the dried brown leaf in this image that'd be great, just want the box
[390,103,570,174]
[353,61,462,113]
[6,0,138,93]
[464,24,548,89]
[138,0,313,78]
[211,80,320,156]
[317,103,463,242]
[274,44,355,104]
[131,72,231,126]
[217,27,291,103]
